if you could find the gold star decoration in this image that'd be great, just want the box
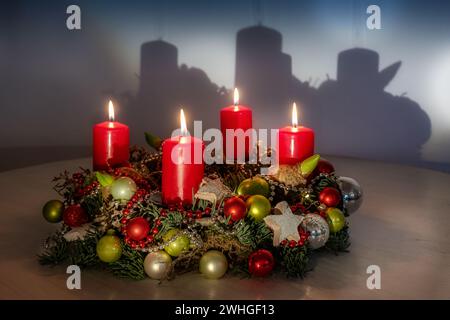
[263,201,304,246]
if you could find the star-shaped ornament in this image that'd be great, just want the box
[264,201,304,246]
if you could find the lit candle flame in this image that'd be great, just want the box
[291,102,298,128]
[108,100,115,122]
[180,108,188,136]
[233,88,239,111]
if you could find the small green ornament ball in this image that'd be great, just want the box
[163,228,190,257]
[237,177,270,197]
[96,230,122,263]
[110,177,137,201]
[326,207,346,233]
[246,195,271,221]
[42,200,64,223]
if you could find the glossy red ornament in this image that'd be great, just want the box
[63,204,88,228]
[223,197,247,222]
[126,217,150,241]
[248,249,275,277]
[316,159,335,174]
[319,187,341,207]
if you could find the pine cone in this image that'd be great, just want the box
[272,164,306,187]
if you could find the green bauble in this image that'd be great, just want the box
[163,228,190,257]
[96,230,122,263]
[199,250,228,279]
[299,154,320,176]
[110,177,137,201]
[246,195,271,221]
[237,177,270,197]
[42,200,64,223]
[326,207,346,233]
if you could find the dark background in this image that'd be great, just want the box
[1,0,450,172]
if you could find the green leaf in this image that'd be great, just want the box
[95,172,115,187]
[299,154,320,176]
[145,132,162,150]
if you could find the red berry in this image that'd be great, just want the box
[289,240,296,248]
[120,218,127,224]
[152,227,159,235]
[281,240,288,246]
[146,235,154,242]
[204,207,212,215]
[196,212,203,219]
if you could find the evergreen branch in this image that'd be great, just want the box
[38,232,68,265]
[234,217,272,249]
[108,243,146,280]
[325,224,351,253]
[278,245,311,278]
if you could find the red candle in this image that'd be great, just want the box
[93,100,129,171]
[277,103,314,165]
[162,109,205,205]
[220,88,253,161]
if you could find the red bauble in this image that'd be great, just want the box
[316,159,335,174]
[248,249,275,277]
[319,187,341,207]
[223,196,247,222]
[63,204,88,227]
[126,217,150,241]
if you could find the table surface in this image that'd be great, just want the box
[0,156,449,300]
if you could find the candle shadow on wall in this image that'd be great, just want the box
[313,48,431,165]
[127,25,432,169]
[233,25,432,167]
[123,40,229,145]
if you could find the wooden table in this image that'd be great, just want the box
[0,157,449,299]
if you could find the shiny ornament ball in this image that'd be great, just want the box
[96,230,122,263]
[110,177,137,201]
[237,177,270,197]
[163,228,190,257]
[144,251,172,280]
[316,159,335,175]
[337,176,363,215]
[326,207,346,233]
[319,187,341,207]
[248,249,274,277]
[42,200,64,223]
[223,196,247,222]
[63,204,88,227]
[246,195,271,221]
[301,214,330,249]
[126,217,150,241]
[199,250,228,279]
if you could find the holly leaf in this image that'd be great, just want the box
[144,132,162,150]
[299,154,320,176]
[95,172,115,187]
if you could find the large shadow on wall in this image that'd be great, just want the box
[314,48,431,164]
[234,25,431,165]
[127,40,229,144]
[128,25,431,167]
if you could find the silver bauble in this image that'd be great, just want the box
[144,251,172,280]
[337,176,363,215]
[301,214,330,249]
